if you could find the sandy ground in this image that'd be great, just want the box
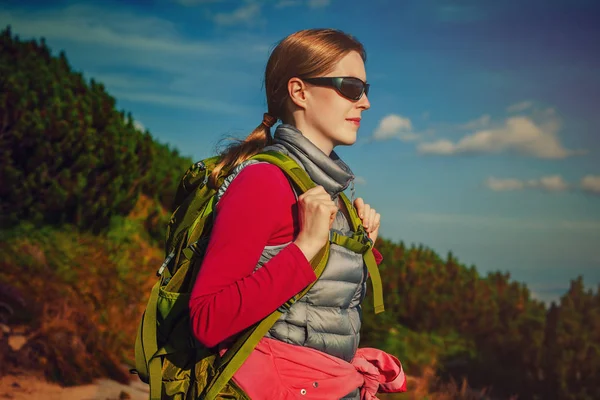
[0,374,150,400]
[1,327,150,400]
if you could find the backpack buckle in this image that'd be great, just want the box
[364,232,374,249]
[357,226,374,250]
[157,252,175,277]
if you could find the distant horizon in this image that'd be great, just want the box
[1,0,598,304]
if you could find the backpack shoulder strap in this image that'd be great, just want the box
[250,150,316,192]
[338,192,385,315]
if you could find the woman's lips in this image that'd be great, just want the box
[346,118,361,126]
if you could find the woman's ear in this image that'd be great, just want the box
[287,77,308,110]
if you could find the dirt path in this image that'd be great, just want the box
[1,326,150,400]
[0,374,149,400]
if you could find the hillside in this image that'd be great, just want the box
[1,27,599,400]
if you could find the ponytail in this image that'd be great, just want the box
[208,114,277,190]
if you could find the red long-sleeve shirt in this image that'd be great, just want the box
[189,162,383,348]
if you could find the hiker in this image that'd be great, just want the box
[188,28,406,399]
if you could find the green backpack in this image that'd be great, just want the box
[132,150,384,400]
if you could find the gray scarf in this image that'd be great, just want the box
[262,124,355,199]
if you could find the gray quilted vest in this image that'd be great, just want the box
[216,124,367,399]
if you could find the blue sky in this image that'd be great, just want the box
[2,0,599,303]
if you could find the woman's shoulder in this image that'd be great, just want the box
[237,161,293,189]
[218,161,296,205]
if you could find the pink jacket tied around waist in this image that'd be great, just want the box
[222,337,407,399]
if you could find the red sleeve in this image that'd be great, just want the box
[373,247,383,265]
[189,163,317,348]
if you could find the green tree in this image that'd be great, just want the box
[0,26,192,231]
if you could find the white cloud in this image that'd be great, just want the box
[560,220,600,231]
[212,3,262,26]
[507,101,534,113]
[0,5,271,72]
[372,114,420,142]
[418,114,582,159]
[172,0,331,19]
[485,177,526,191]
[581,175,600,194]
[417,139,454,154]
[354,176,367,185]
[486,175,578,193]
[534,175,570,191]
[0,4,269,59]
[0,5,224,57]
[459,114,491,130]
[0,5,269,116]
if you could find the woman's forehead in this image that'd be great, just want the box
[327,51,366,80]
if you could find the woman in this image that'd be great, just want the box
[189,28,405,399]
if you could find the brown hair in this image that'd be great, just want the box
[208,28,366,189]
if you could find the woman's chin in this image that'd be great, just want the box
[343,130,358,145]
[336,136,358,147]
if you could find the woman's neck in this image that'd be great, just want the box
[286,121,334,156]
[268,124,355,198]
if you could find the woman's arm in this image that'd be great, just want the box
[189,163,317,348]
[373,248,383,265]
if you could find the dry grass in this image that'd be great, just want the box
[0,195,163,386]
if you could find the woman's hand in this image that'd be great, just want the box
[294,186,339,261]
[353,197,381,243]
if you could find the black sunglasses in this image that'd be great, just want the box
[300,76,370,101]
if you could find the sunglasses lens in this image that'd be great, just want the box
[339,78,365,100]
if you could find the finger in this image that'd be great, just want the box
[302,192,334,205]
[366,208,375,232]
[317,201,336,211]
[308,189,334,200]
[304,185,326,197]
[317,202,338,215]
[368,208,377,232]
[330,205,339,216]
[329,205,338,228]
[354,197,365,218]
[373,212,381,230]
[302,187,323,198]
[363,204,371,228]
